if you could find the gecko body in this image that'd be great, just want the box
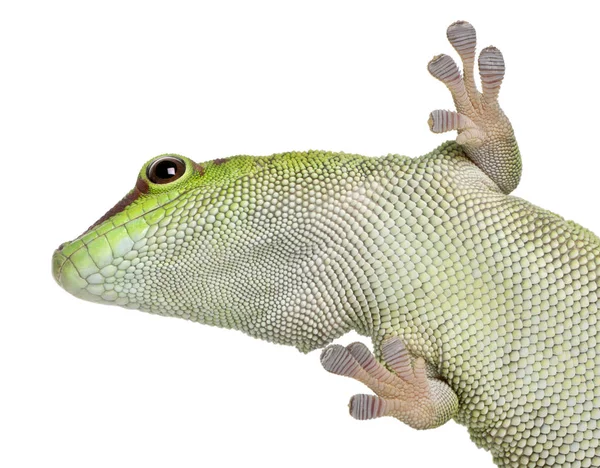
[53,22,599,467]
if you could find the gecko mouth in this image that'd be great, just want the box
[52,249,88,297]
[51,248,111,304]
[52,249,67,288]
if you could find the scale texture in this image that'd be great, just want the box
[53,21,599,468]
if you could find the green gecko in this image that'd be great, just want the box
[52,21,599,467]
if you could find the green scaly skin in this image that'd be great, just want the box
[53,21,599,467]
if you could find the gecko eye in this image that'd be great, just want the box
[147,157,186,184]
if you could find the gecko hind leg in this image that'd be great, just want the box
[427,21,521,194]
[320,338,458,430]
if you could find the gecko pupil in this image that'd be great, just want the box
[147,157,186,184]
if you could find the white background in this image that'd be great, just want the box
[1,1,598,467]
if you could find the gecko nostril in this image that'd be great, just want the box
[57,242,66,251]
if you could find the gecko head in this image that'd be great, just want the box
[51,153,239,313]
[53,149,353,348]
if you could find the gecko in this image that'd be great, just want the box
[52,21,599,467]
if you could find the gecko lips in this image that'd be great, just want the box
[52,177,151,304]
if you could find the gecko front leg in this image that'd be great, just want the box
[428,21,521,194]
[320,338,458,430]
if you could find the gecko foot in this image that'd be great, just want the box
[320,338,458,430]
[427,21,521,194]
